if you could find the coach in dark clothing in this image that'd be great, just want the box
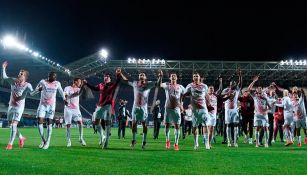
[152,100,162,139]
[118,99,130,139]
[238,90,254,143]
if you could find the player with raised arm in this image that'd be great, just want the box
[160,71,185,151]
[63,77,86,147]
[83,68,125,149]
[126,70,161,149]
[247,75,272,148]
[221,69,242,147]
[2,61,33,150]
[33,71,65,149]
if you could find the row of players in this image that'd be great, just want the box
[2,61,306,150]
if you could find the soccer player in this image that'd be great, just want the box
[160,71,185,151]
[63,77,86,147]
[33,71,65,149]
[2,61,33,150]
[126,71,161,149]
[275,89,294,146]
[221,70,242,147]
[247,76,271,148]
[265,87,277,146]
[291,89,307,146]
[84,68,125,149]
[183,72,209,150]
[205,77,223,149]
[238,90,254,144]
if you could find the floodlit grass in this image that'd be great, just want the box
[0,127,306,175]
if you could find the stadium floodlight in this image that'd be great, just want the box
[32,52,39,57]
[2,35,18,47]
[304,60,307,65]
[99,49,108,58]
[161,59,165,64]
[132,58,136,63]
[152,59,156,64]
[127,58,132,63]
[280,60,284,65]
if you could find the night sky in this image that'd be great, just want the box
[1,1,307,64]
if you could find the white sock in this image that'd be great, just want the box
[38,124,45,142]
[234,127,238,144]
[78,124,83,140]
[97,125,104,143]
[66,127,71,142]
[264,130,268,145]
[204,133,208,145]
[226,126,231,143]
[46,124,53,143]
[165,127,170,141]
[194,134,199,146]
[255,131,260,145]
[174,129,180,144]
[8,123,17,145]
[298,136,301,144]
[17,130,23,139]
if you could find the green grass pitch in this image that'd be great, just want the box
[0,127,306,175]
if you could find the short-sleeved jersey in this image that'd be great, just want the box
[128,81,156,107]
[251,92,269,116]
[208,93,218,115]
[9,81,33,108]
[223,86,240,110]
[292,96,306,120]
[161,82,185,109]
[36,80,64,106]
[64,86,80,110]
[185,83,208,109]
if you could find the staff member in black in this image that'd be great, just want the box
[152,100,162,139]
[117,99,130,139]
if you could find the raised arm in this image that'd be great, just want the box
[2,61,15,84]
[237,68,242,90]
[215,77,223,95]
[247,75,259,91]
[30,80,43,96]
[83,80,100,91]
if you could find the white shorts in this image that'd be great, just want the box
[7,106,24,122]
[94,105,112,120]
[284,111,294,126]
[37,104,56,119]
[164,108,181,125]
[132,105,148,122]
[225,109,239,124]
[64,108,82,125]
[205,113,216,127]
[192,108,208,127]
[294,118,307,129]
[254,114,269,127]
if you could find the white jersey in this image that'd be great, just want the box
[208,93,218,115]
[161,82,185,109]
[36,79,64,106]
[292,96,306,120]
[184,108,193,121]
[2,68,33,108]
[281,96,293,113]
[251,92,269,116]
[223,86,240,110]
[128,81,156,108]
[185,82,208,109]
[64,86,80,110]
